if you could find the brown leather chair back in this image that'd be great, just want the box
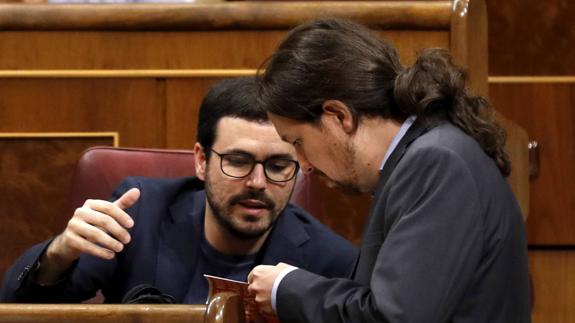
[68,147,198,211]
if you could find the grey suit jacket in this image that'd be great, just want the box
[277,122,531,323]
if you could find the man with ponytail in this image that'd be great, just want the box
[248,18,530,322]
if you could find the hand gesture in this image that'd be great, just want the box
[37,188,141,285]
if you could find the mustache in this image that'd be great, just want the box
[229,190,276,210]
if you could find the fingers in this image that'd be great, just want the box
[114,188,140,212]
[85,196,135,230]
[247,265,278,316]
[69,212,126,252]
[59,229,116,260]
[248,265,271,284]
[55,188,140,261]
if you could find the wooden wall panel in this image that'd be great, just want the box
[529,250,575,323]
[380,31,448,66]
[487,0,575,321]
[0,136,115,281]
[0,78,165,147]
[165,78,222,149]
[0,30,446,70]
[489,82,575,245]
[486,0,575,76]
[0,31,283,70]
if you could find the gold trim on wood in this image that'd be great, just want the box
[0,132,119,147]
[489,76,575,84]
[0,69,256,78]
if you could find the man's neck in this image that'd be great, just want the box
[203,207,270,256]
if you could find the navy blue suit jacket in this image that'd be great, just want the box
[1,177,357,303]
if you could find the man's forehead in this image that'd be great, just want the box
[213,117,295,155]
[266,113,309,141]
[216,116,271,129]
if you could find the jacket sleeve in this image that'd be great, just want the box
[276,146,484,322]
[0,239,59,302]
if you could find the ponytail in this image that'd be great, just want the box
[393,48,510,176]
[257,19,510,176]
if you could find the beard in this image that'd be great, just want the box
[315,139,364,195]
[315,170,363,196]
[204,171,280,240]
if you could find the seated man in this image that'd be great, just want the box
[0,77,357,304]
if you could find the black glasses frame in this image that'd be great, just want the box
[209,148,300,183]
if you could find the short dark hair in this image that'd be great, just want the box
[197,77,268,156]
[257,18,510,176]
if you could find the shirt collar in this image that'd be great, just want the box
[380,116,417,170]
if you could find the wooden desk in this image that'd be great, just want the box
[0,292,244,323]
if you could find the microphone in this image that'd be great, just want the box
[121,284,176,304]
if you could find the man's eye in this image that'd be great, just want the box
[266,160,293,173]
[225,156,251,167]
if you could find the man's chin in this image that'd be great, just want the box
[229,224,271,240]
[318,174,363,196]
[228,214,275,239]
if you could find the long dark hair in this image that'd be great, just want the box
[257,18,510,176]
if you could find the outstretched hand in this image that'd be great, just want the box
[43,188,140,272]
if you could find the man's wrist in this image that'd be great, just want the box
[34,242,75,286]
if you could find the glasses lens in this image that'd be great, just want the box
[221,154,254,178]
[264,159,298,182]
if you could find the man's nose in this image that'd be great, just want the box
[297,153,314,175]
[246,164,267,190]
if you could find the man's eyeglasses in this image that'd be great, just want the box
[210,149,299,183]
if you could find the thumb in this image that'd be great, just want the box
[114,188,140,210]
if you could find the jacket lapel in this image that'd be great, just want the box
[351,119,429,279]
[259,207,310,267]
[154,188,205,301]
[375,119,429,197]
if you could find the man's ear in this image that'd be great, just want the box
[321,100,355,134]
[193,143,207,181]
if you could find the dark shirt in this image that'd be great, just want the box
[184,219,257,304]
